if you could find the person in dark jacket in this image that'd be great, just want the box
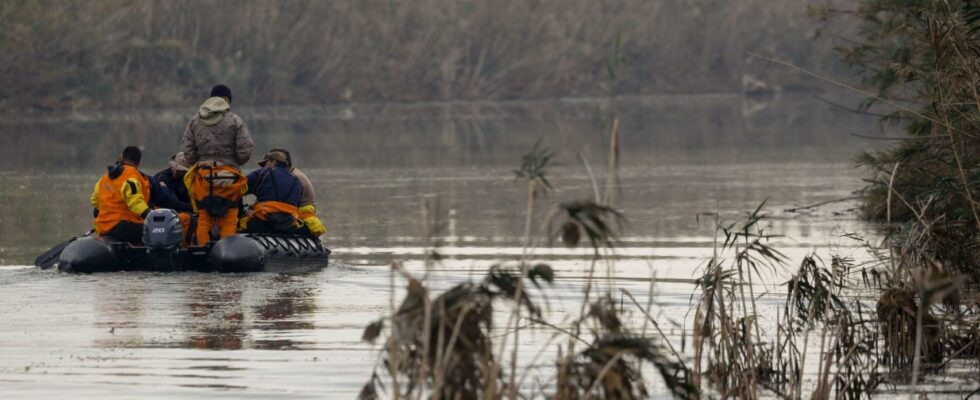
[261,148,325,236]
[239,150,305,234]
[147,175,188,211]
[153,152,192,211]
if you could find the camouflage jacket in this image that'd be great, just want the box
[180,97,254,167]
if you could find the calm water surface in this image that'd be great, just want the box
[0,95,882,398]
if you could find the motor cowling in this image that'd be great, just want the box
[143,209,183,251]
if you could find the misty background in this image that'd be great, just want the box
[1,0,847,110]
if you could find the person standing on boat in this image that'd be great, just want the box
[180,85,253,245]
[90,146,152,244]
[261,148,326,237]
[238,150,305,235]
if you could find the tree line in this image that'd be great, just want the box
[0,0,841,110]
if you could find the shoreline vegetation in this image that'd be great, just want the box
[841,0,980,393]
[0,0,843,111]
[821,0,980,280]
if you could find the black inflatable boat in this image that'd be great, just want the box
[53,209,330,273]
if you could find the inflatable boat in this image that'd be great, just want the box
[50,209,330,273]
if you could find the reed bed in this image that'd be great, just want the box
[813,0,980,394]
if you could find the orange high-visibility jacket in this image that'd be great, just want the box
[90,163,151,234]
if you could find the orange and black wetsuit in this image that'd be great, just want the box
[90,162,151,243]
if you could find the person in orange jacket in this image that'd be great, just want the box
[90,146,152,243]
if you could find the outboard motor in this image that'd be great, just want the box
[143,209,184,269]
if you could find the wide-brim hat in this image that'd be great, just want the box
[258,150,289,167]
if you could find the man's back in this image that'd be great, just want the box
[181,92,254,167]
[181,112,253,166]
[248,167,302,206]
[90,147,151,243]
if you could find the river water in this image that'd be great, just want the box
[0,95,882,398]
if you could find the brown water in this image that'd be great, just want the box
[0,95,882,397]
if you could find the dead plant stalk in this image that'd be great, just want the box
[389,261,402,399]
[503,178,537,400]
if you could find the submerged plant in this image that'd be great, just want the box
[546,200,625,249]
[554,294,698,400]
[687,204,892,399]
[513,139,554,194]
[359,264,551,399]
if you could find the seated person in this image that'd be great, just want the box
[147,175,190,212]
[153,152,193,211]
[239,150,305,235]
[90,146,152,243]
[263,148,326,236]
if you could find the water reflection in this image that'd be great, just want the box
[82,274,323,351]
[175,275,319,351]
[251,275,317,350]
[94,277,148,348]
[184,282,247,350]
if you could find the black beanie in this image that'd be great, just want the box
[210,84,232,102]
